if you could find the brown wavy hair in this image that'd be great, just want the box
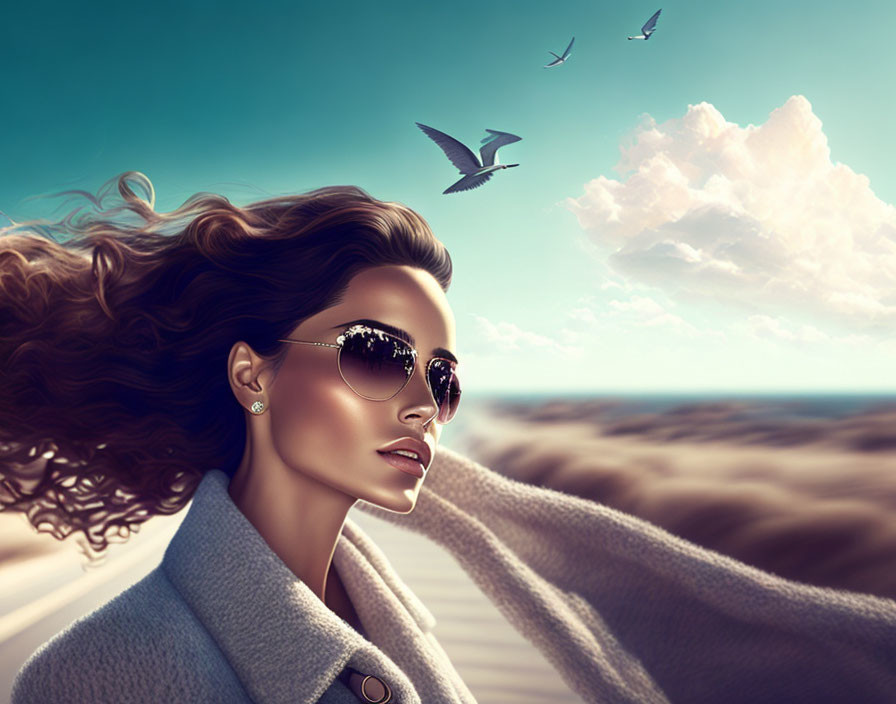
[0,172,452,560]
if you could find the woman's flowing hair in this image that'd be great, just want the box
[0,172,452,561]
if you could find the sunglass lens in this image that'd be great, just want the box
[338,328,415,400]
[428,360,461,423]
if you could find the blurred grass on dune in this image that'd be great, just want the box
[454,397,896,601]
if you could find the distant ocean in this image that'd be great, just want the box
[460,391,896,418]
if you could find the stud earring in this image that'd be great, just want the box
[250,401,265,415]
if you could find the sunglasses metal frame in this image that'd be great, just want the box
[277,324,461,423]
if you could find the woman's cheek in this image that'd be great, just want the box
[271,378,367,469]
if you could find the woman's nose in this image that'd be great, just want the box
[398,363,438,425]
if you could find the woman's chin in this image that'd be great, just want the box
[361,487,419,514]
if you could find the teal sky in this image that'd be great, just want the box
[2,0,894,392]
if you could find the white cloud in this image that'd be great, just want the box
[608,295,667,316]
[566,96,896,336]
[568,294,725,341]
[741,314,888,350]
[568,305,599,325]
[746,315,830,344]
[471,315,583,357]
[600,280,628,291]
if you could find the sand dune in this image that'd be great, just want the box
[455,399,896,601]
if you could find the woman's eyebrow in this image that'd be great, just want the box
[333,318,458,363]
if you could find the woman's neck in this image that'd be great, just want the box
[228,457,356,607]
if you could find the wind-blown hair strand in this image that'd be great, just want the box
[0,172,452,560]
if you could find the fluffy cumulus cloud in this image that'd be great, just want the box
[566,96,896,337]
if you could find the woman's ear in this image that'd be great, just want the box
[228,341,270,411]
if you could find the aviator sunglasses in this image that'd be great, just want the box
[278,324,461,424]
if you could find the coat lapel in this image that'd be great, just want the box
[161,470,422,704]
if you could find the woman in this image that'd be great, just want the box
[5,174,896,704]
[3,173,467,703]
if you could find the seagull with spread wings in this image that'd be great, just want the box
[544,36,575,68]
[416,123,522,195]
[628,9,662,40]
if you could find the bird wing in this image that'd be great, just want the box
[443,172,494,194]
[641,9,661,34]
[561,36,575,59]
[416,123,481,174]
[478,129,522,167]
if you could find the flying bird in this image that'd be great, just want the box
[544,36,575,68]
[628,9,662,40]
[416,123,522,194]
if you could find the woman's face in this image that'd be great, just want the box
[266,265,457,513]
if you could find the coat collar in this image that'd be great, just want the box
[161,470,421,704]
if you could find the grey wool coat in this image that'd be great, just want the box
[13,447,896,703]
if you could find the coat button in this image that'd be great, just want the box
[342,669,392,704]
[359,675,391,703]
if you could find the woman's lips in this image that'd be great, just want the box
[377,451,425,478]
